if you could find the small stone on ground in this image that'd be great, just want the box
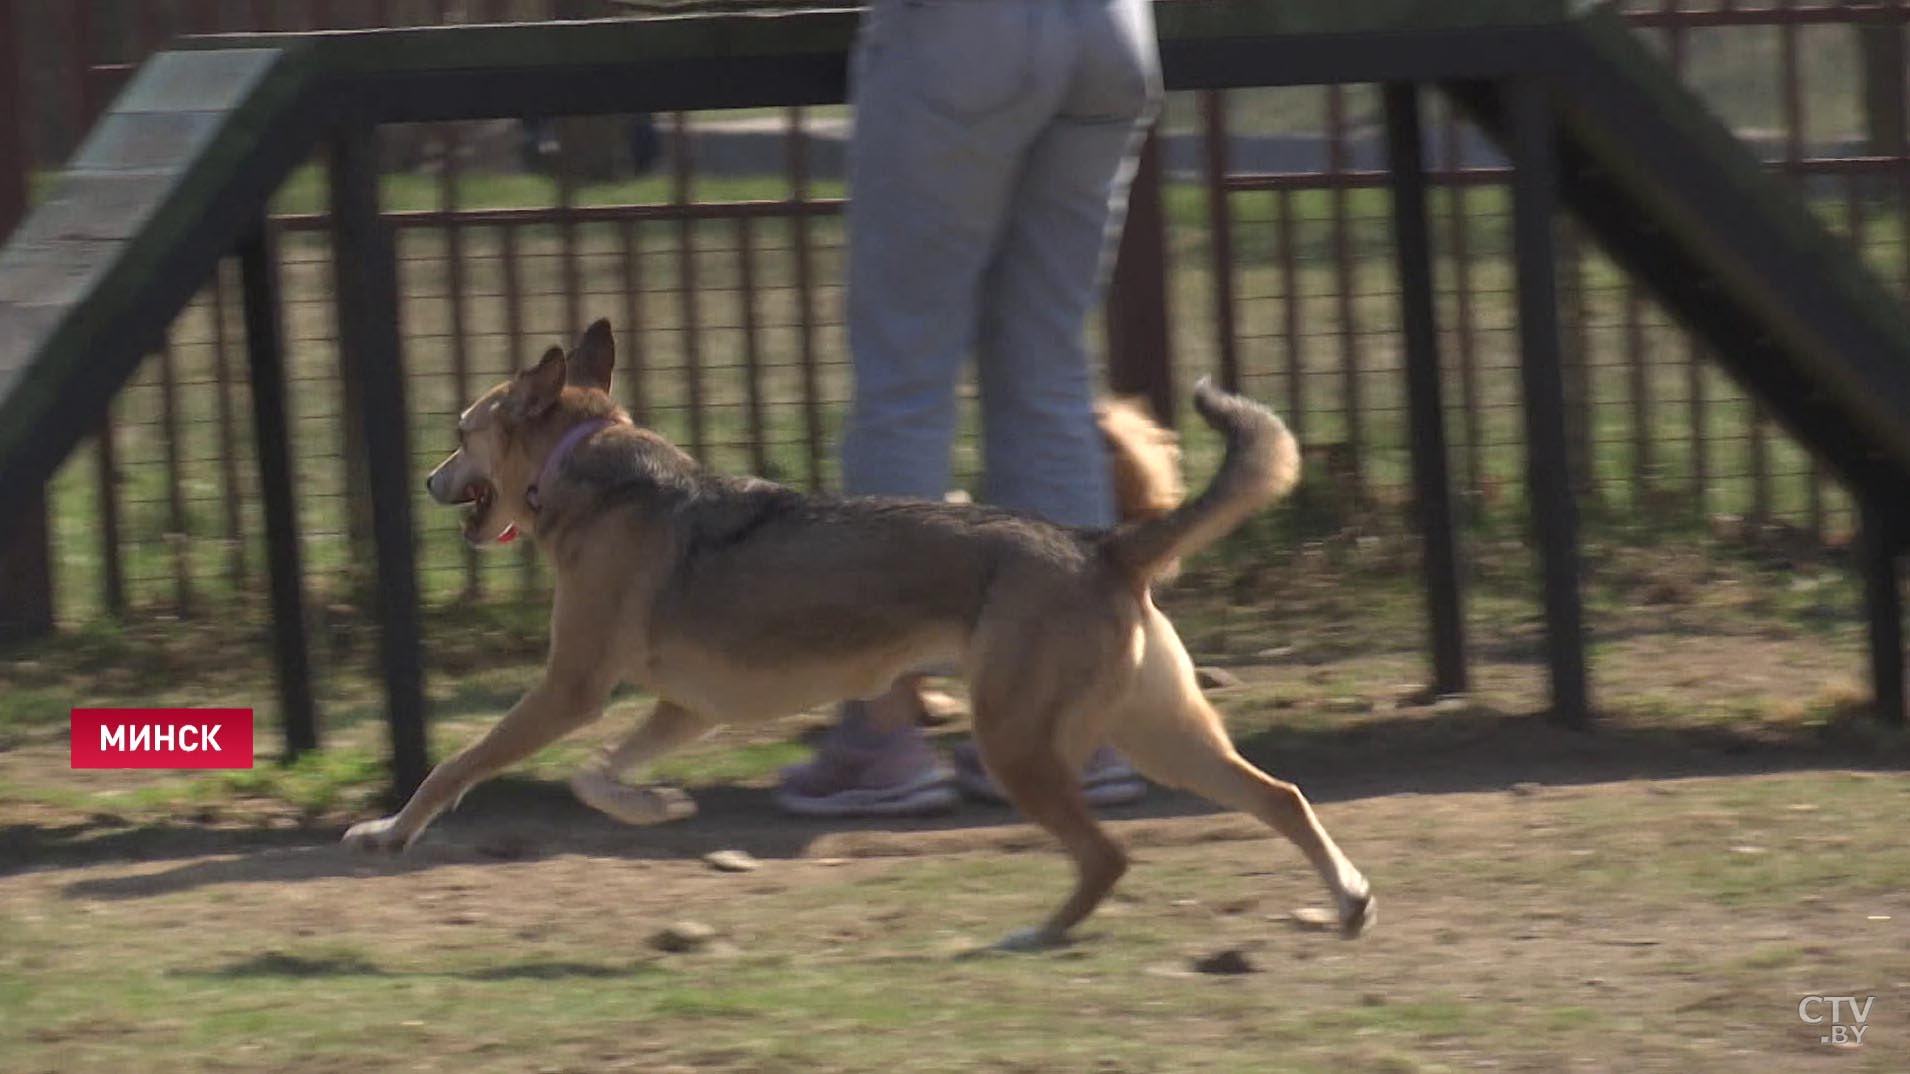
[704,849,761,873]
[651,921,718,952]
[1196,666,1243,690]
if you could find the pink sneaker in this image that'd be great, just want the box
[776,720,957,819]
[953,743,1149,807]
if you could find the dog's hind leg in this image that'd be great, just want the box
[571,701,711,825]
[978,732,1128,951]
[968,670,1129,949]
[1108,606,1373,938]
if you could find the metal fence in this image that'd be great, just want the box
[5,0,1909,631]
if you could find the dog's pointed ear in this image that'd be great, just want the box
[566,319,615,393]
[509,346,567,421]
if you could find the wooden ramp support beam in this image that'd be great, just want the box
[1105,131,1176,425]
[329,125,428,797]
[0,0,53,645]
[1859,493,1906,725]
[1385,82,1469,699]
[1506,78,1591,725]
[240,223,318,756]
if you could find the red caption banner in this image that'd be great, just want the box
[70,708,255,769]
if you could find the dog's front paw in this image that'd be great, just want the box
[342,816,411,854]
[1339,887,1376,939]
[571,771,697,826]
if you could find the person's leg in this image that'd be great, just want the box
[780,0,1063,817]
[974,0,1161,526]
[955,0,1163,807]
[838,0,1054,502]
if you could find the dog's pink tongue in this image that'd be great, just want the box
[496,525,518,544]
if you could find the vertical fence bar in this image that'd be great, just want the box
[1276,184,1306,444]
[1507,79,1590,726]
[191,0,247,591]
[74,0,126,617]
[331,124,428,798]
[71,0,96,125]
[737,217,770,476]
[240,223,318,756]
[1441,108,1482,503]
[499,218,539,595]
[785,107,824,489]
[1804,34,1831,540]
[138,1,190,617]
[1106,132,1175,423]
[1748,32,1805,524]
[211,265,248,589]
[1200,92,1241,392]
[1386,83,1468,697]
[1559,225,1596,499]
[94,402,126,617]
[156,335,195,615]
[0,0,54,641]
[1662,0,1709,515]
[1624,283,1651,504]
[620,215,649,424]
[556,124,583,337]
[1898,0,1910,312]
[139,0,166,49]
[328,145,375,591]
[1326,85,1363,488]
[1859,494,1905,725]
[1684,340,1709,516]
[440,122,481,598]
[1735,4,1785,525]
[672,112,708,458]
[1779,0,1826,537]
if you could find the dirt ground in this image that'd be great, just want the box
[5,540,1910,1072]
[5,765,1908,1073]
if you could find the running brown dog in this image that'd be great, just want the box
[344,320,1374,949]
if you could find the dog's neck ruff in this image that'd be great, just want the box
[526,419,615,514]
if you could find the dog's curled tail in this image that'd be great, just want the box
[1103,379,1299,583]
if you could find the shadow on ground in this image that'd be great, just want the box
[17,698,1904,903]
[169,950,668,982]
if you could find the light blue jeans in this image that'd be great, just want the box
[840,0,1163,528]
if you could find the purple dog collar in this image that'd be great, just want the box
[526,419,614,513]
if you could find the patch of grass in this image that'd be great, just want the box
[0,686,75,729]
[1737,946,1805,971]
[212,748,388,816]
[652,739,809,788]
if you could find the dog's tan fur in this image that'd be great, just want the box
[1097,395,1184,523]
[345,321,1373,948]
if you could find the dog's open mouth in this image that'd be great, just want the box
[458,480,516,544]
